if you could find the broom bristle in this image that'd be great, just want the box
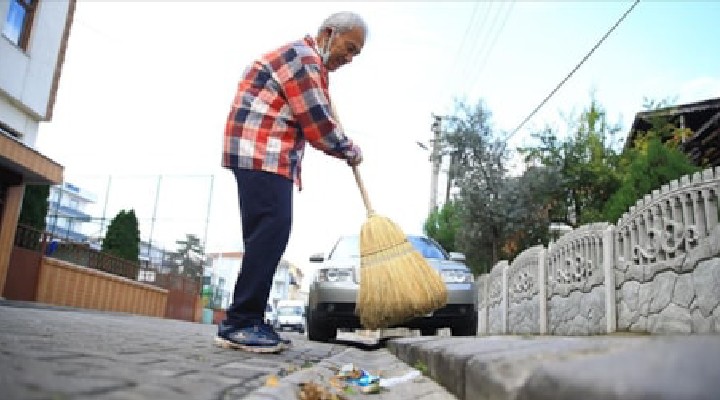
[356,214,448,329]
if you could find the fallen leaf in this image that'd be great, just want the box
[265,375,280,387]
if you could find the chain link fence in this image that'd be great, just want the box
[53,174,219,265]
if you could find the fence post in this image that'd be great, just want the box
[476,275,485,335]
[502,263,508,334]
[538,247,548,335]
[604,225,617,333]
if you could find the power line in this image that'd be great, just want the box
[506,0,641,141]
[458,2,502,90]
[452,1,481,67]
[465,0,516,95]
[438,1,490,105]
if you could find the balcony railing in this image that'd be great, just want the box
[15,224,139,280]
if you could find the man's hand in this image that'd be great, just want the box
[346,144,363,166]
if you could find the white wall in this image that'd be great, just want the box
[0,0,72,144]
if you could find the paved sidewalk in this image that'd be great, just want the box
[6,299,718,400]
[0,301,455,400]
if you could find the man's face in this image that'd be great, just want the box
[321,26,365,72]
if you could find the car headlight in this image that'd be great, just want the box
[316,267,354,282]
[441,269,474,283]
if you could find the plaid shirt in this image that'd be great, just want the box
[223,35,357,189]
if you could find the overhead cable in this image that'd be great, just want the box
[506,0,641,141]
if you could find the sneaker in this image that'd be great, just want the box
[214,324,284,353]
[258,323,292,347]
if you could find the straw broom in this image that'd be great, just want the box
[351,167,448,329]
[330,104,448,329]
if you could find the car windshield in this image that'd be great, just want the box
[328,235,361,259]
[407,236,448,259]
[277,306,303,316]
[328,235,448,260]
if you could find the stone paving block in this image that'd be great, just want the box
[463,337,644,400]
[387,336,452,365]
[516,336,720,400]
[390,336,652,400]
[390,336,554,398]
[389,337,480,399]
[0,302,350,399]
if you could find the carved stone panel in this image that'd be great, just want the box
[548,223,607,297]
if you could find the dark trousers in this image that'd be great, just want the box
[224,168,292,328]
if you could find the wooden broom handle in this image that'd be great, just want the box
[330,103,374,216]
[352,165,374,216]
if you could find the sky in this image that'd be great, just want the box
[36,1,720,285]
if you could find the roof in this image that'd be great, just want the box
[625,97,720,167]
[0,131,63,185]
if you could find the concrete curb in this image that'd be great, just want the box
[244,347,457,399]
[387,335,720,400]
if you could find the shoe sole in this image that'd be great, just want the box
[214,336,285,353]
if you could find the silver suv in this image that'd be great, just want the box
[307,234,477,342]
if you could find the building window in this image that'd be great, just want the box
[2,0,37,50]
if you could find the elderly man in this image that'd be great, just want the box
[216,12,367,353]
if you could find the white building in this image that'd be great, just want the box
[0,0,76,295]
[138,241,167,270]
[46,181,95,242]
[205,252,303,309]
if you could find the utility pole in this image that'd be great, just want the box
[202,174,214,256]
[147,175,162,262]
[445,153,455,204]
[429,114,442,215]
[99,175,112,239]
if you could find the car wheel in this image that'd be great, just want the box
[451,318,478,336]
[307,307,336,342]
[420,327,436,336]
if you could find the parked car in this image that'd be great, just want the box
[275,299,306,333]
[307,234,477,342]
[264,303,276,327]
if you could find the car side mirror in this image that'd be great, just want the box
[449,252,466,262]
[309,253,325,263]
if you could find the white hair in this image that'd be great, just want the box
[317,11,368,37]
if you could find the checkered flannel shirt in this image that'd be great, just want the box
[223,35,358,189]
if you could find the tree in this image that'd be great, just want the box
[423,201,459,253]
[603,98,700,222]
[169,233,205,279]
[18,184,50,231]
[102,209,140,263]
[502,166,558,254]
[442,99,510,275]
[519,96,622,226]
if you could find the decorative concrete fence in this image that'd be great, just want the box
[478,167,720,335]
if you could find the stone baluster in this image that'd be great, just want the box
[630,220,638,266]
[691,190,706,240]
[652,201,664,262]
[702,187,717,233]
